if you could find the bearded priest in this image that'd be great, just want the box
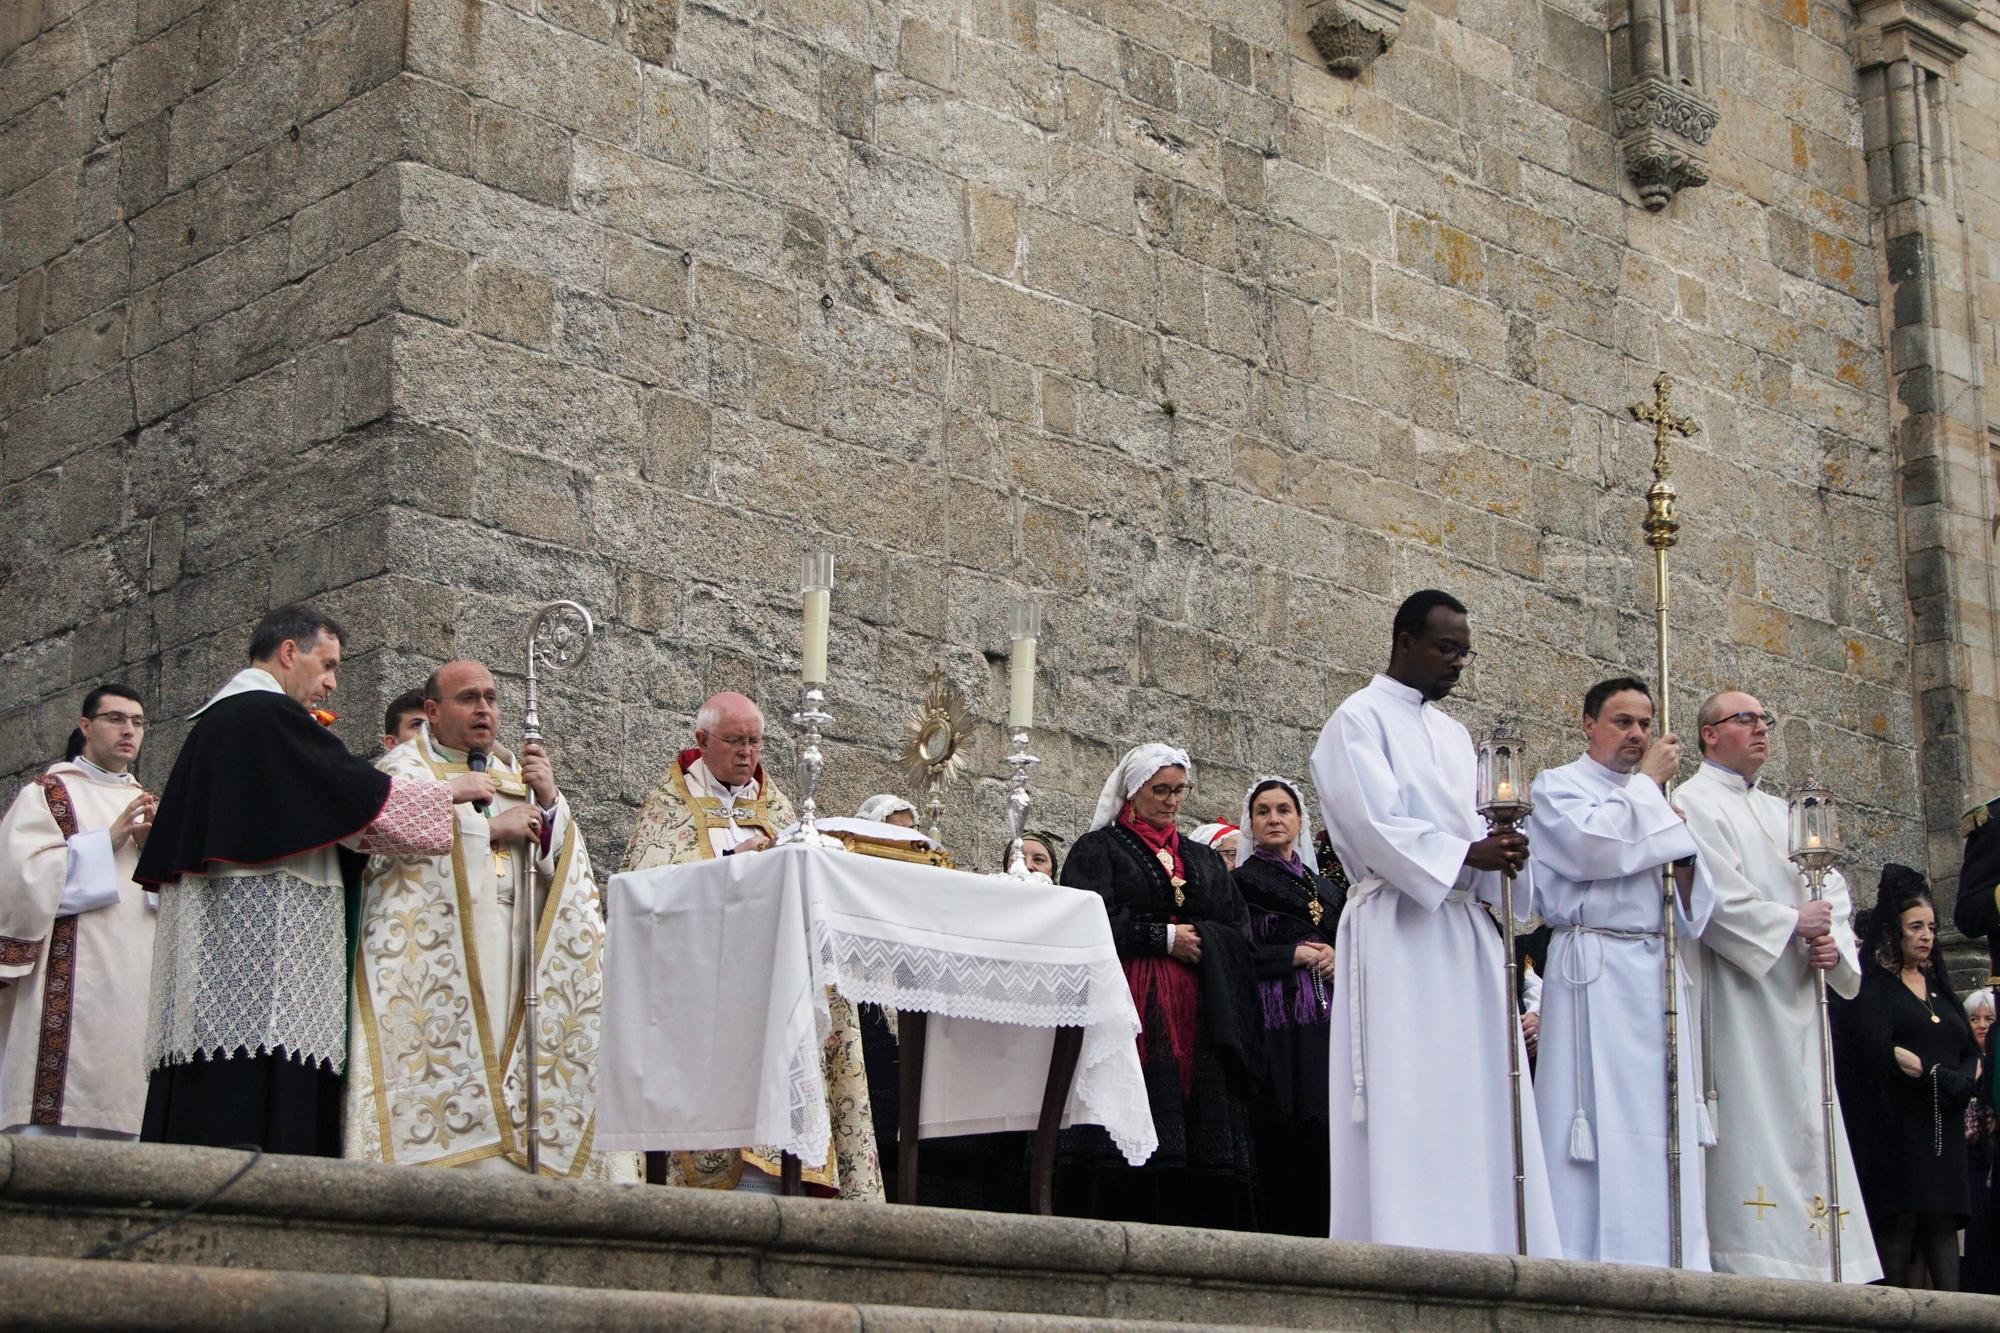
[618,692,881,1200]
[346,660,632,1180]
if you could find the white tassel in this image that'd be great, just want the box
[1351,1091,1366,1123]
[1697,1098,1717,1147]
[1568,1107,1596,1163]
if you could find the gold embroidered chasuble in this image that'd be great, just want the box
[345,730,626,1178]
[619,754,883,1199]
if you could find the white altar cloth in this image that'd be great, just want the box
[599,842,1156,1168]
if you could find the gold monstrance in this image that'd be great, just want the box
[1629,372,1698,1268]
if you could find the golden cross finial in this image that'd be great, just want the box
[1630,373,1699,482]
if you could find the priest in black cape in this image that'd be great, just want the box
[1230,774,1346,1237]
[1056,744,1262,1229]
[136,604,478,1155]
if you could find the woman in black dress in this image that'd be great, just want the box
[1230,775,1345,1236]
[1058,744,1262,1229]
[1840,866,1982,1288]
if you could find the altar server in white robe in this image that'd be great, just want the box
[1676,689,1881,1283]
[0,686,158,1139]
[1528,676,1715,1268]
[1311,589,1561,1256]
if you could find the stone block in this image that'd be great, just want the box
[104,13,196,135]
[641,67,707,169]
[1022,209,1156,326]
[44,304,126,393]
[2,368,134,482]
[0,70,102,198]
[959,273,1094,378]
[572,142,783,280]
[165,43,300,190]
[0,169,77,285]
[44,227,127,330]
[472,102,573,209]
[407,0,641,144]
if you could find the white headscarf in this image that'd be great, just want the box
[1236,775,1319,872]
[855,793,919,824]
[1188,822,1238,849]
[1089,744,1193,831]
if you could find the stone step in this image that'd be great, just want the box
[0,1137,1991,1330]
[0,1254,1247,1331]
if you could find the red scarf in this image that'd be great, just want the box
[1118,804,1184,885]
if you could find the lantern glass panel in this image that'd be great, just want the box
[1787,790,1836,857]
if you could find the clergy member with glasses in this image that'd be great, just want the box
[1675,689,1881,1282]
[0,686,159,1142]
[1311,589,1562,1256]
[1057,745,1263,1229]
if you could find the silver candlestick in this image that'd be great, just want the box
[1003,728,1039,877]
[780,684,841,848]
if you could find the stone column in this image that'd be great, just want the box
[1853,0,1999,885]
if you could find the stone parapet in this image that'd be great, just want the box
[0,1138,1991,1330]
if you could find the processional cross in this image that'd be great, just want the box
[1630,368,1702,1269]
[1632,373,1699,489]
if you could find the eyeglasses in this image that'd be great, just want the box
[1716,711,1776,730]
[87,712,148,729]
[1433,644,1477,664]
[716,734,763,750]
[1145,784,1191,799]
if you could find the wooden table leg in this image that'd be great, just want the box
[779,1151,803,1196]
[1030,1026,1084,1216]
[896,1010,928,1205]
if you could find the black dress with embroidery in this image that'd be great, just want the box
[1056,823,1262,1230]
[1233,850,1347,1236]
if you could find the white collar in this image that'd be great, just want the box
[417,723,513,769]
[1700,759,1757,792]
[64,756,137,786]
[190,667,286,718]
[1579,754,1635,786]
[1368,673,1426,707]
[687,756,758,801]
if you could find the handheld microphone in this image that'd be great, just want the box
[468,747,490,813]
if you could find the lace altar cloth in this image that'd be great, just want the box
[598,842,1156,1167]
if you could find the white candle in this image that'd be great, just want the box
[1009,635,1036,728]
[1806,832,1821,849]
[802,586,830,684]
[1496,779,1514,803]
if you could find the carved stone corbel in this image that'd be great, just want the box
[1614,80,1720,210]
[1305,0,1409,77]
[1614,2,1719,210]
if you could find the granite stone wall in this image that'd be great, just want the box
[9,0,1998,894]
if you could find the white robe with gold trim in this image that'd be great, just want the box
[345,728,632,1179]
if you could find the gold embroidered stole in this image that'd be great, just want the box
[666,759,784,854]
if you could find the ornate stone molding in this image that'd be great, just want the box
[1304,0,1408,77]
[1851,0,1974,72]
[1614,5,1719,211]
